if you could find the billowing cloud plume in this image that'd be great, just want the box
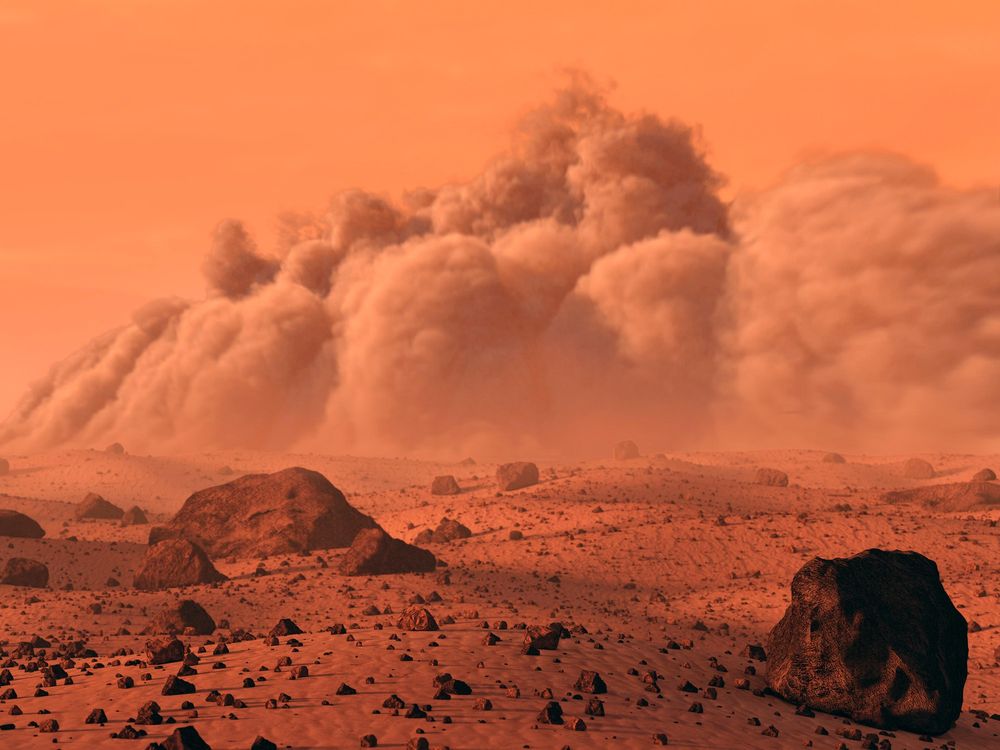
[3,78,999,457]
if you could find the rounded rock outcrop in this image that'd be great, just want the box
[134,539,227,591]
[496,462,539,491]
[339,528,436,576]
[1,557,49,588]
[0,509,45,539]
[754,467,789,487]
[76,493,125,520]
[148,467,377,558]
[903,458,935,479]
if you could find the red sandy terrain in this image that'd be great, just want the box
[0,448,997,748]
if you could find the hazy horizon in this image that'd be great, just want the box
[3,1,999,456]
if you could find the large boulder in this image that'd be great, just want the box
[105,442,126,455]
[881,481,1000,512]
[153,600,216,635]
[766,549,967,735]
[413,517,472,545]
[613,440,639,460]
[754,467,789,487]
[134,539,227,591]
[397,605,439,631]
[972,468,996,482]
[145,637,186,665]
[148,467,376,558]
[339,528,436,576]
[430,475,461,495]
[75,493,124,520]
[903,458,935,479]
[523,623,562,651]
[496,462,539,491]
[0,509,45,539]
[0,458,9,475]
[822,452,847,464]
[1,557,49,588]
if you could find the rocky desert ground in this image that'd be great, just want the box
[0,446,997,749]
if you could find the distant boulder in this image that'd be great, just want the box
[523,623,562,651]
[149,467,377,558]
[430,475,461,495]
[397,605,439,631]
[339,528,436,576]
[822,452,847,464]
[105,442,126,455]
[75,493,125,520]
[496,462,539,491]
[134,539,227,591]
[122,506,149,525]
[903,458,935,479]
[269,618,303,637]
[574,670,607,694]
[754,468,789,487]
[766,549,966,735]
[0,509,45,539]
[153,600,216,636]
[1,557,49,588]
[414,517,472,545]
[0,458,9,475]
[882,481,1000,512]
[613,440,639,460]
[157,726,210,750]
[972,468,996,482]
[145,637,185,665]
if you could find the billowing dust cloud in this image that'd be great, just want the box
[4,80,999,457]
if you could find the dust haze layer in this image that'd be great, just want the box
[3,79,999,457]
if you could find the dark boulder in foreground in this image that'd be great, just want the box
[972,467,996,482]
[430,475,461,495]
[903,457,935,479]
[754,467,789,487]
[339,528,436,576]
[134,539,227,590]
[766,549,967,735]
[822,452,847,464]
[0,509,45,539]
[149,467,377,558]
[881,481,1000,512]
[153,600,216,635]
[613,440,639,460]
[496,461,539,491]
[76,492,124,520]
[1,557,49,588]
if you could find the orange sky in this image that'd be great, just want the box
[2,0,999,417]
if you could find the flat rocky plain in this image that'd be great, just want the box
[0,448,997,749]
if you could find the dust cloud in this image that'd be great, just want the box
[4,79,998,457]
